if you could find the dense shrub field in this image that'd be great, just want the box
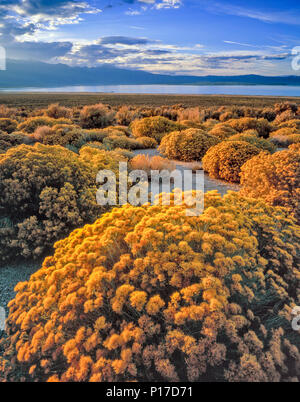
[0,100,299,383]
[0,192,299,382]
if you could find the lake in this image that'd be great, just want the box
[1,85,300,97]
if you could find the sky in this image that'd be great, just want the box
[0,0,300,76]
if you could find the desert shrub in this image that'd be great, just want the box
[259,107,276,122]
[219,111,239,122]
[131,116,181,142]
[112,148,135,161]
[227,118,271,138]
[116,106,140,126]
[79,145,128,173]
[178,120,204,129]
[202,119,219,131]
[0,105,16,118]
[274,110,296,124]
[159,129,220,162]
[103,135,142,151]
[18,117,73,133]
[135,136,158,149]
[270,127,299,137]
[177,107,201,122]
[0,144,106,261]
[209,123,238,140]
[0,131,27,153]
[278,119,300,130]
[31,125,83,147]
[0,118,18,134]
[107,125,131,137]
[203,141,260,183]
[45,103,72,119]
[227,133,276,153]
[270,134,300,148]
[289,143,300,152]
[274,102,298,114]
[80,104,115,129]
[240,149,300,222]
[130,154,175,176]
[0,191,299,382]
[81,129,111,144]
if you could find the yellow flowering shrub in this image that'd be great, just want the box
[227,133,276,153]
[227,118,272,138]
[131,117,182,142]
[159,129,220,162]
[209,123,238,140]
[0,144,107,261]
[1,192,299,382]
[18,117,73,133]
[203,141,260,183]
[240,149,300,223]
[135,136,158,149]
[289,143,300,152]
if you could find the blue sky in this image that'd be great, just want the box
[0,0,299,75]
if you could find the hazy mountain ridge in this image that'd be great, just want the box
[1,60,300,88]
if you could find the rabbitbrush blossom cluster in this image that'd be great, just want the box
[0,192,299,382]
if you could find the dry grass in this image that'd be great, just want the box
[130,154,176,176]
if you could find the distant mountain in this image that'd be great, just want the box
[0,59,300,88]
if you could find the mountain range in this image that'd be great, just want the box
[0,59,300,88]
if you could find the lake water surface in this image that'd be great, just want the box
[1,85,300,97]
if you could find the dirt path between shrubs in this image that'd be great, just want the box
[133,148,241,196]
[0,152,242,313]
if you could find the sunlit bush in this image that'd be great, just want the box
[227,118,272,138]
[270,134,300,148]
[0,144,106,261]
[0,118,18,134]
[36,125,83,147]
[277,119,300,131]
[18,117,73,133]
[103,135,142,151]
[80,104,115,129]
[135,136,158,149]
[116,106,140,126]
[1,192,299,382]
[209,123,238,140]
[0,131,27,153]
[227,133,276,153]
[203,141,260,183]
[240,149,300,223]
[131,116,182,142]
[130,154,175,176]
[45,104,72,119]
[159,128,220,162]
